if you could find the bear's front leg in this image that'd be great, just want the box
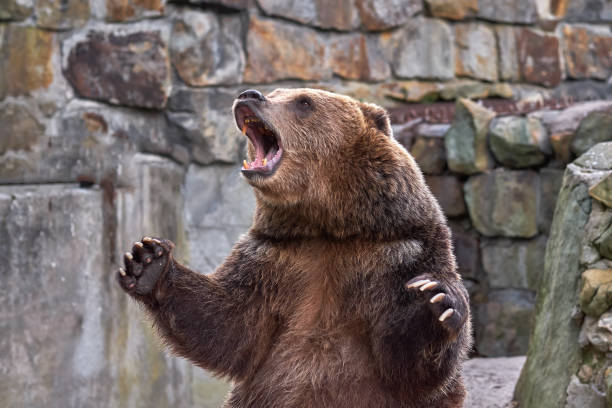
[116,236,279,381]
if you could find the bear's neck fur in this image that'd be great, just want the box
[250,129,444,243]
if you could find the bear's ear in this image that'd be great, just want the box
[360,102,392,137]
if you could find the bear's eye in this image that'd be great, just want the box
[296,96,313,110]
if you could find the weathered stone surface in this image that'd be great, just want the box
[0,25,54,99]
[35,0,90,30]
[562,25,612,80]
[454,23,498,82]
[244,15,328,83]
[517,28,562,87]
[382,80,512,104]
[533,101,612,136]
[449,220,480,280]
[355,0,422,30]
[106,0,164,22]
[574,141,612,170]
[478,0,538,23]
[171,10,244,86]
[481,236,547,291]
[590,174,612,209]
[64,29,171,109]
[330,34,390,81]
[411,136,446,175]
[515,162,595,408]
[0,102,44,155]
[489,116,548,168]
[464,169,539,238]
[0,0,33,20]
[175,0,248,9]
[580,269,612,317]
[258,0,358,30]
[496,26,520,82]
[566,375,606,408]
[596,222,612,259]
[167,87,245,165]
[476,289,536,356]
[463,357,527,408]
[571,111,612,155]
[426,0,477,20]
[582,313,612,353]
[539,168,564,233]
[562,0,612,22]
[425,175,466,217]
[382,17,454,80]
[185,163,255,273]
[444,98,495,175]
[549,131,574,164]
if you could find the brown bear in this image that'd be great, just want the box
[117,88,472,408]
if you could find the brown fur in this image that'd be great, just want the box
[118,88,472,408]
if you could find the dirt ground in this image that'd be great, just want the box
[463,356,526,408]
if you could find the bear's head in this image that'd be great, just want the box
[232,88,438,240]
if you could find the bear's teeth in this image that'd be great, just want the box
[242,124,247,135]
[243,160,250,169]
[263,158,267,166]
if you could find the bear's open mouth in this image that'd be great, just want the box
[234,104,283,177]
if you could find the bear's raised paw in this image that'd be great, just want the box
[405,275,464,334]
[117,237,174,296]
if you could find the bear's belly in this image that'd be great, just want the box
[226,331,400,408]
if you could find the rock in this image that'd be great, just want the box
[0,0,33,20]
[243,15,329,83]
[464,169,539,238]
[35,0,90,30]
[176,0,248,9]
[463,357,526,408]
[488,116,548,168]
[562,24,612,80]
[571,111,612,155]
[549,131,575,164]
[583,312,612,353]
[0,102,45,155]
[355,0,422,30]
[185,163,255,273]
[596,222,612,259]
[574,142,612,170]
[516,28,562,87]
[534,101,612,136]
[539,168,565,233]
[106,0,164,22]
[382,81,441,103]
[382,17,454,80]
[444,98,495,175]
[257,0,358,30]
[481,236,547,291]
[562,0,612,22]
[496,26,520,82]
[0,26,54,99]
[411,136,446,175]
[590,174,612,209]
[566,375,606,408]
[476,289,536,356]
[454,23,498,82]
[448,220,480,280]
[329,34,390,81]
[425,175,466,217]
[580,269,612,317]
[438,80,494,100]
[64,28,171,109]
[167,87,246,165]
[425,0,477,20]
[171,10,245,86]
[477,0,538,23]
[515,162,595,408]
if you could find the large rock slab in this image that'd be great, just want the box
[381,17,454,80]
[329,34,390,81]
[170,10,245,86]
[0,25,55,99]
[354,0,422,30]
[444,98,495,175]
[105,0,165,21]
[477,0,538,23]
[464,169,539,238]
[562,24,612,80]
[515,149,611,408]
[257,0,359,30]
[167,87,246,165]
[425,175,466,217]
[481,236,547,290]
[561,0,612,22]
[454,23,498,82]
[63,26,171,109]
[411,135,446,175]
[464,357,526,408]
[35,0,90,29]
[488,116,549,168]
[476,289,536,356]
[426,0,477,20]
[0,0,33,20]
[571,111,612,155]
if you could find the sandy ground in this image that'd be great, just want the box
[463,356,526,408]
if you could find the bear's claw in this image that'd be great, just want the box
[405,275,463,333]
[117,237,174,296]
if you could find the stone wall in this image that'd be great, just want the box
[514,142,612,408]
[1,0,612,406]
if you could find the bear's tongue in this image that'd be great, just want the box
[241,121,281,171]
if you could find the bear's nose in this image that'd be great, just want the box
[238,89,266,101]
